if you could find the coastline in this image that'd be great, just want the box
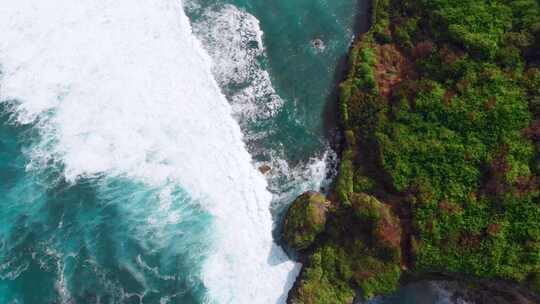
[284,0,540,303]
[321,0,373,148]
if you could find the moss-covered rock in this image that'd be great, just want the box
[283,192,330,251]
[288,236,402,303]
[287,194,403,303]
[288,244,355,304]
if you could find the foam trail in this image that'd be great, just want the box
[0,0,296,303]
[191,4,283,125]
[186,2,339,211]
[264,148,338,215]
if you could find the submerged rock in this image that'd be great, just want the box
[282,191,330,251]
[311,38,325,52]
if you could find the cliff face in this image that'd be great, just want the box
[285,0,540,302]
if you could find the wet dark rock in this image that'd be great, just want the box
[259,164,272,174]
[311,38,325,52]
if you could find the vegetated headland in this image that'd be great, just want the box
[282,0,540,303]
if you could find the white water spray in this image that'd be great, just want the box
[0,0,297,303]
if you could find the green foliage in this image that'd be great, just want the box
[379,66,532,201]
[291,240,402,303]
[291,245,355,304]
[291,1,540,302]
[363,0,540,283]
[354,172,375,193]
[393,18,418,48]
[371,0,391,40]
[531,272,540,294]
[350,193,402,261]
[339,80,354,126]
[354,256,401,299]
[354,48,378,92]
[351,193,384,222]
[333,0,540,297]
[422,0,513,58]
[336,149,355,205]
[283,192,329,251]
[344,130,356,147]
[383,76,538,279]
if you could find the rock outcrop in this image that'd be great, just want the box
[283,191,330,251]
[285,193,403,303]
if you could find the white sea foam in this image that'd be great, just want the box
[191,4,283,125]
[186,2,340,262]
[264,147,337,214]
[0,1,297,303]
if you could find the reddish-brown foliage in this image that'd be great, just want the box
[412,41,435,59]
[513,175,537,198]
[457,79,471,93]
[440,45,461,65]
[374,44,406,98]
[522,120,540,141]
[376,216,402,249]
[487,223,503,236]
[485,96,497,111]
[438,200,463,214]
[443,90,456,104]
[459,233,482,249]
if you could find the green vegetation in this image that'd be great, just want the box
[288,193,402,303]
[286,0,540,302]
[283,192,330,251]
[289,245,355,304]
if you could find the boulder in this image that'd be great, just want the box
[259,164,272,174]
[283,191,330,251]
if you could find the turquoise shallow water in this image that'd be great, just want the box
[0,1,455,303]
[0,104,211,303]
[187,0,364,161]
[0,1,358,303]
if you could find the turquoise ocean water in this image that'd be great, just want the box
[0,1,457,303]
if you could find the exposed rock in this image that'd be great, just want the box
[259,164,272,174]
[282,191,330,251]
[311,38,326,52]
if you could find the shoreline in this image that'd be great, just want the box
[284,0,540,302]
[321,0,373,153]
[399,272,540,303]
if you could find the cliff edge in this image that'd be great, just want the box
[284,0,540,302]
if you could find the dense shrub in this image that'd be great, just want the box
[340,0,540,294]
[288,1,540,302]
